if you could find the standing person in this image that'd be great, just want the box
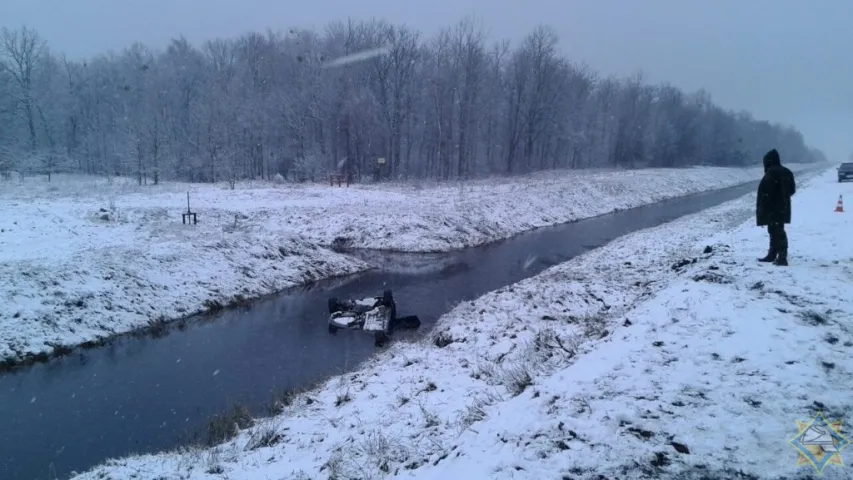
[756,149,796,266]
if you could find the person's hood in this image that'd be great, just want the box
[763,149,781,170]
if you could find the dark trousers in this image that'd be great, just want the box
[767,222,788,252]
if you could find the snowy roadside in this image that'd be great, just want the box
[70,167,843,480]
[1,165,806,367]
[395,167,853,480]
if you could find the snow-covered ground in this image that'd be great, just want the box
[0,164,813,366]
[70,166,850,480]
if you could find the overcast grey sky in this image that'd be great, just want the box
[2,0,851,161]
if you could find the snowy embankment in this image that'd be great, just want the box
[295,165,794,252]
[0,164,813,366]
[71,166,849,480]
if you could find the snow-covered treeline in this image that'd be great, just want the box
[0,19,826,184]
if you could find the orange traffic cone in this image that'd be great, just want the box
[835,195,844,213]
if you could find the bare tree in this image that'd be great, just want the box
[368,22,420,178]
[0,27,46,153]
[449,17,486,178]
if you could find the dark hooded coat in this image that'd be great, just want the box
[756,149,796,226]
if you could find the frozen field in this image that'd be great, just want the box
[70,167,851,479]
[0,165,811,365]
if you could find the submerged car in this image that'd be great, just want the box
[327,289,419,346]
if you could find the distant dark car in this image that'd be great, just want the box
[839,163,853,183]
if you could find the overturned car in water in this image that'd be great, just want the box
[327,289,420,346]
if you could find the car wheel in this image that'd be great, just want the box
[374,331,388,347]
[328,297,340,314]
[382,290,396,319]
